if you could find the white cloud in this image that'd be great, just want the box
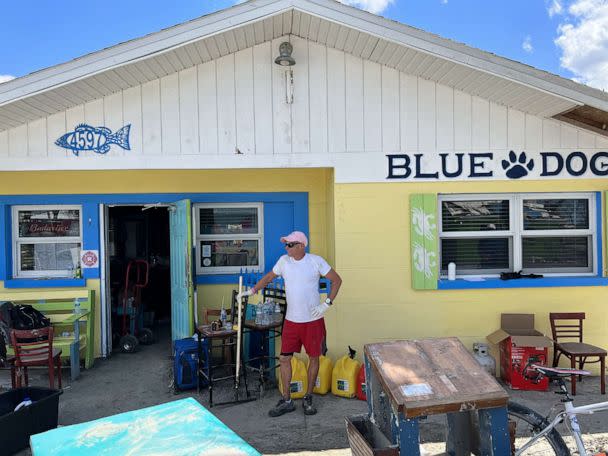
[337,0,394,14]
[522,35,534,53]
[441,0,448,4]
[554,0,608,89]
[547,0,564,17]
[0,75,15,84]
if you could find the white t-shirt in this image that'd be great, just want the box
[272,253,332,323]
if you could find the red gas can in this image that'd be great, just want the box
[356,364,366,401]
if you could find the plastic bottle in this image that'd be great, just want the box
[14,397,32,412]
[274,301,282,323]
[278,355,308,399]
[220,305,227,328]
[306,355,333,394]
[73,297,81,314]
[332,346,361,398]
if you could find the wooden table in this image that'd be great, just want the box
[362,337,510,456]
[196,324,252,407]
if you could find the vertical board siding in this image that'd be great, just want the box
[0,130,8,157]
[401,73,418,152]
[179,66,200,155]
[436,84,454,152]
[363,60,382,152]
[327,47,346,154]
[160,73,180,155]
[198,61,219,155]
[291,36,310,154]
[235,48,255,155]
[27,118,47,158]
[123,86,143,156]
[104,93,124,158]
[142,79,162,155]
[5,37,608,164]
[382,66,400,153]
[453,90,471,151]
[253,42,273,155]
[345,53,364,152]
[308,41,328,154]
[272,37,292,154]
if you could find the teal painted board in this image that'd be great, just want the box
[30,398,261,455]
[170,199,194,341]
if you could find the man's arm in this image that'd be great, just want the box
[324,269,342,302]
[251,270,278,294]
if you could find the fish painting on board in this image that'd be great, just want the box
[55,124,131,156]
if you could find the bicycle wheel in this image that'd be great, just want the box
[507,401,570,456]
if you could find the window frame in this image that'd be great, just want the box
[438,192,596,278]
[12,204,83,279]
[193,202,265,275]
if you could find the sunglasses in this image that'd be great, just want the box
[285,242,301,248]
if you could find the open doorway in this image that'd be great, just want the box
[106,205,171,354]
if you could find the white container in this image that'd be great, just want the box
[473,342,496,377]
[447,262,456,281]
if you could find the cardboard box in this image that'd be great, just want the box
[487,314,553,391]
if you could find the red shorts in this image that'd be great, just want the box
[281,319,326,357]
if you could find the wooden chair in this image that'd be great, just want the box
[10,327,62,389]
[549,312,606,395]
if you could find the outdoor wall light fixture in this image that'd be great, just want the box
[275,41,295,104]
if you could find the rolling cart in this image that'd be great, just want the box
[115,259,154,353]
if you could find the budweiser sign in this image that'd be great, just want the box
[25,221,73,236]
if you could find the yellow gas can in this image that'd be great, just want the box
[307,355,333,394]
[331,346,361,398]
[278,355,308,399]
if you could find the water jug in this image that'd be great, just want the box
[306,355,332,394]
[331,346,361,398]
[356,364,366,401]
[472,342,496,377]
[278,355,308,399]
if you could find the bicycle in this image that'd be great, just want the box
[507,363,608,455]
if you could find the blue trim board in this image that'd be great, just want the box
[0,192,308,288]
[438,277,608,289]
[596,192,603,277]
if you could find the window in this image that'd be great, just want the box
[438,193,595,277]
[194,203,264,274]
[13,205,82,278]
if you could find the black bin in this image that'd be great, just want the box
[0,387,62,455]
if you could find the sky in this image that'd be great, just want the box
[1,0,608,90]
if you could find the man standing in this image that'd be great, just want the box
[238,231,342,416]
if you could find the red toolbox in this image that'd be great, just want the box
[487,314,552,391]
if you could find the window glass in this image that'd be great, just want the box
[20,242,81,271]
[441,238,510,272]
[523,199,589,230]
[522,236,589,269]
[438,193,595,277]
[442,200,509,232]
[18,209,80,238]
[199,207,259,235]
[199,240,259,268]
[194,203,264,274]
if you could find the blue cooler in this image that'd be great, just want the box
[174,337,209,391]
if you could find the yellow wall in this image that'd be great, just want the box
[326,179,608,373]
[0,168,333,352]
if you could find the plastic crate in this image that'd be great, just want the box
[0,387,61,455]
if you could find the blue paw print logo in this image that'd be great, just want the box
[502,150,534,179]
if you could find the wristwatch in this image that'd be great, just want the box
[325,298,333,306]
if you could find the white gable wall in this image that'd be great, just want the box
[1,36,607,182]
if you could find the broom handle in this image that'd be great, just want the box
[235,276,243,383]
